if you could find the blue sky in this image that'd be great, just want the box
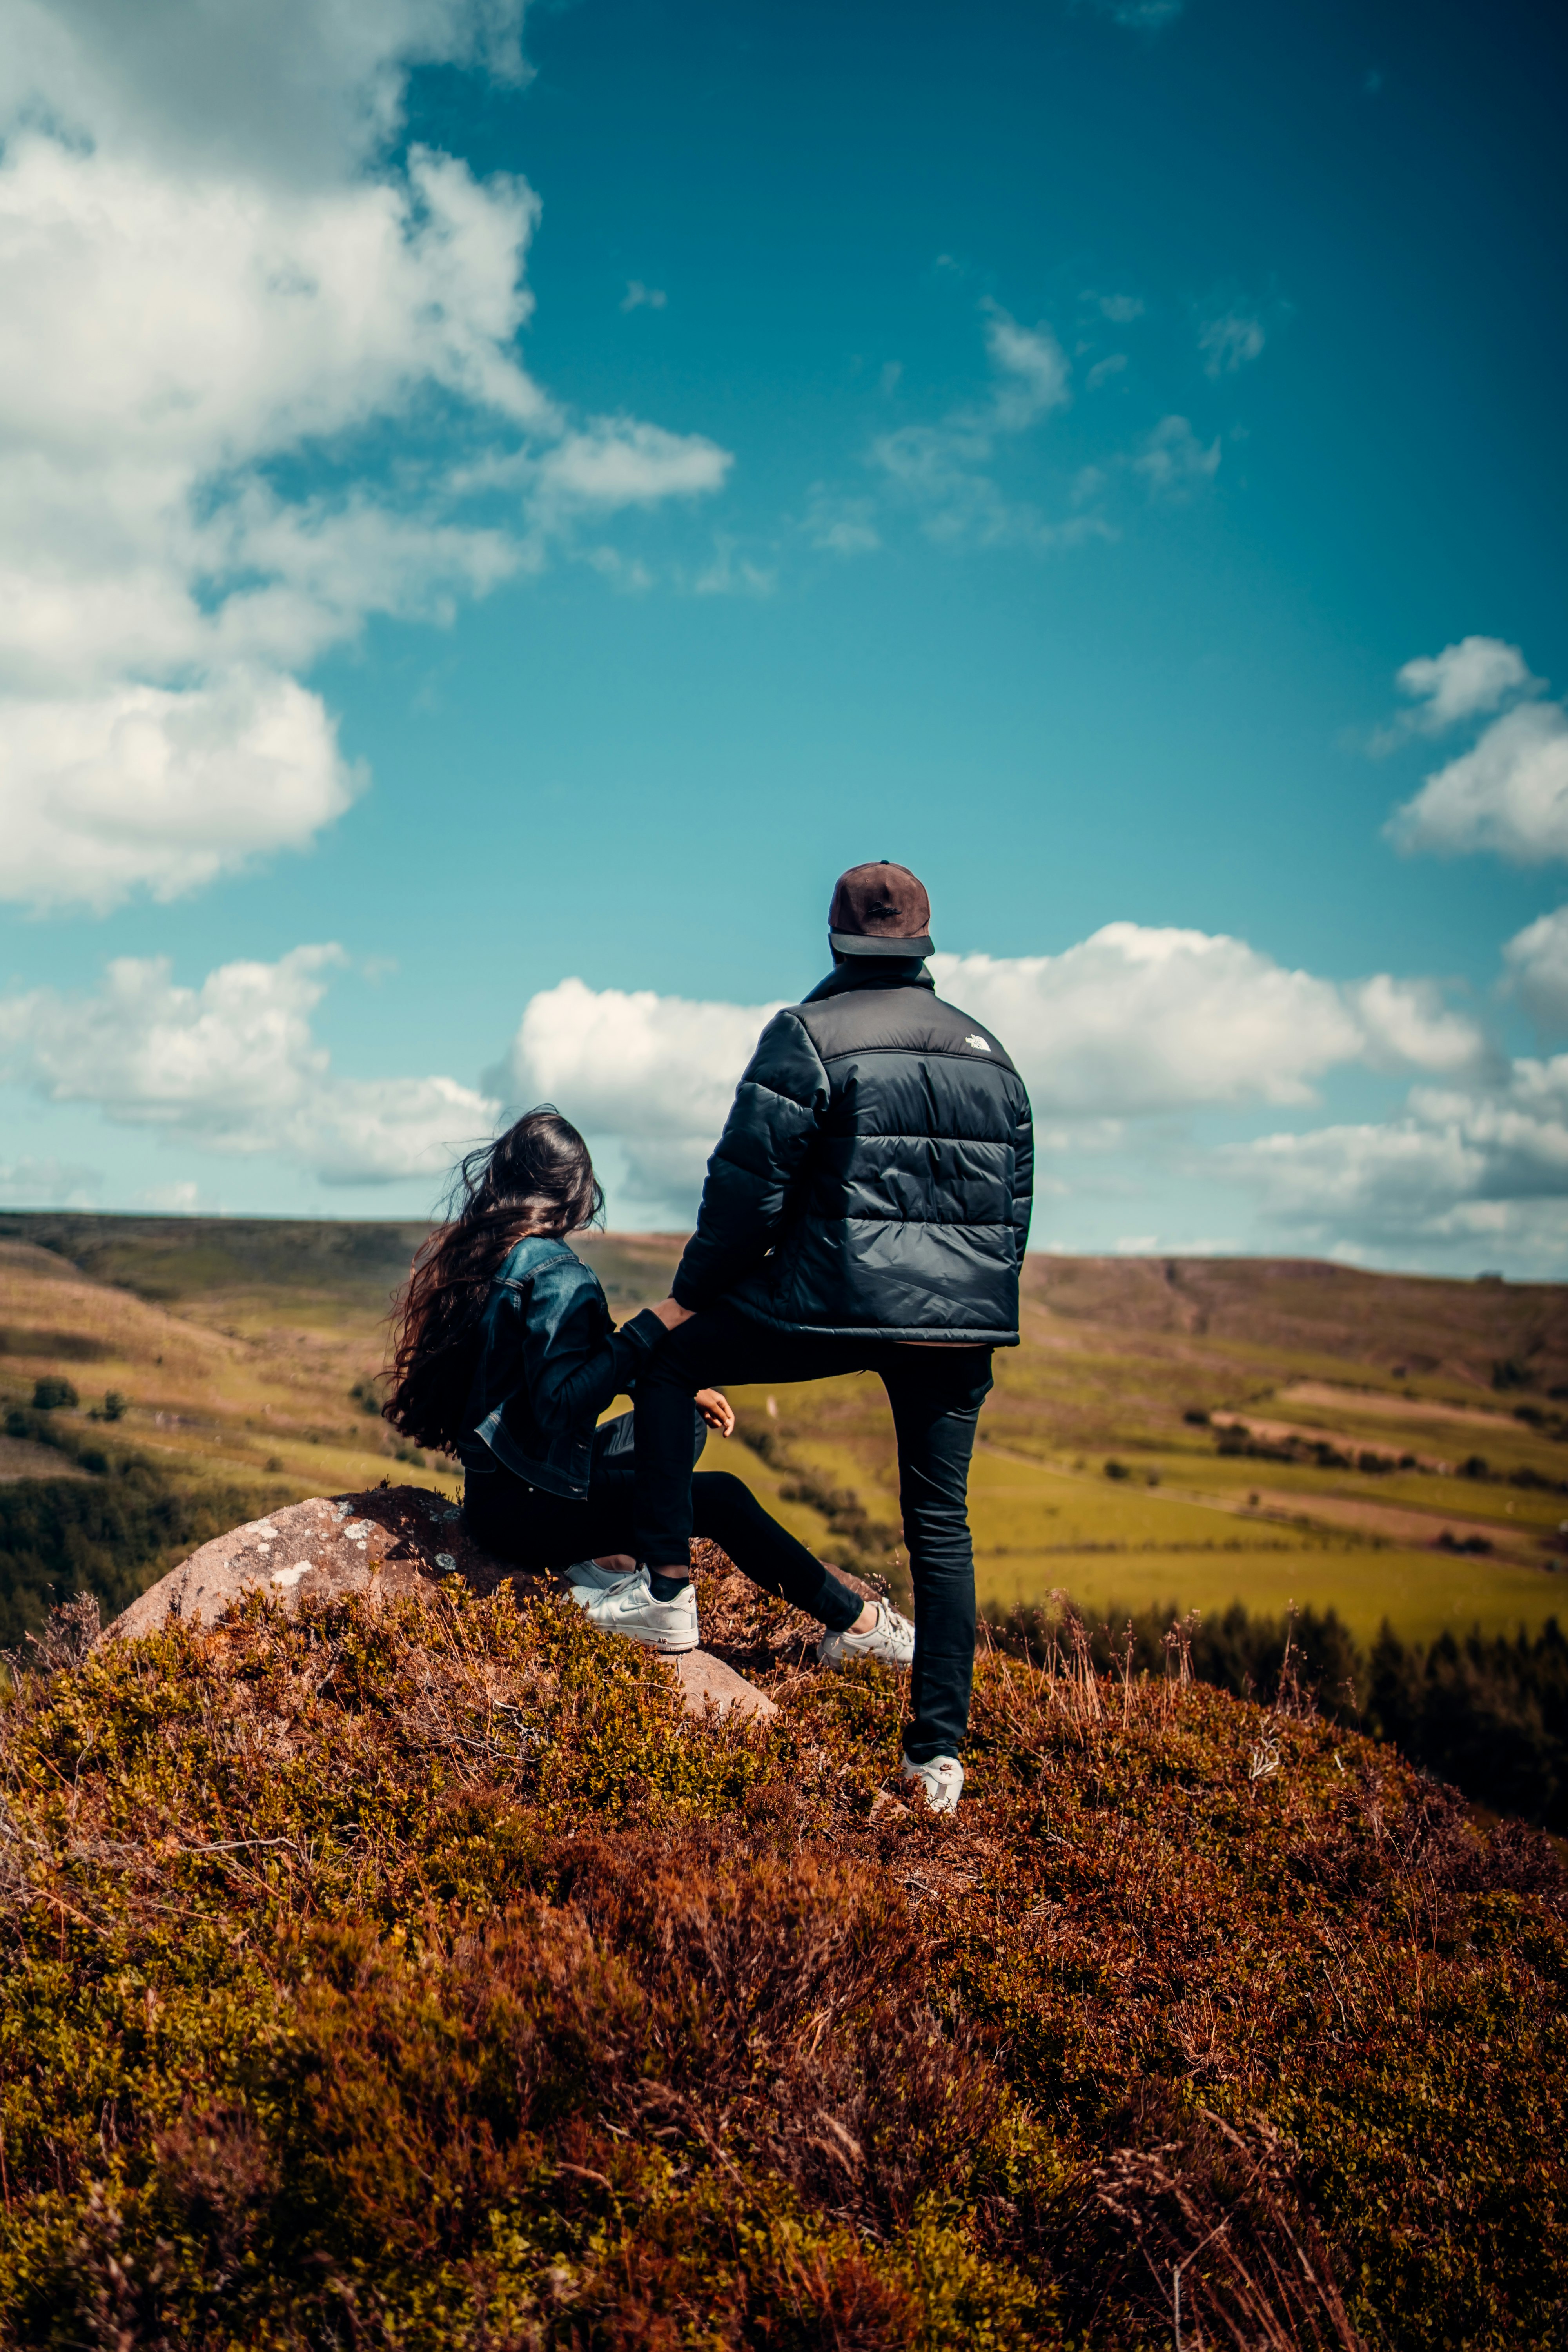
[2,0,1566,1269]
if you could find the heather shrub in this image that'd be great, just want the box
[985,1594,1568,1830]
[0,1564,1563,2347]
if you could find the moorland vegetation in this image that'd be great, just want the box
[3,1218,1568,2343]
[0,1562,1563,2349]
[4,1215,1568,1826]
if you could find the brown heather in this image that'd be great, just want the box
[0,1547,1563,2350]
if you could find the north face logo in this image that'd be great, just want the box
[964,1034,990,1051]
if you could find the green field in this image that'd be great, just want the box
[4,1211,1568,1644]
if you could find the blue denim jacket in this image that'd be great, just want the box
[456,1236,666,1499]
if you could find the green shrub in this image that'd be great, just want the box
[29,1376,77,1412]
[0,1570,1561,2347]
[0,1416,289,1648]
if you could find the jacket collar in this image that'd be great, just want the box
[495,1232,578,1283]
[802,957,935,1004]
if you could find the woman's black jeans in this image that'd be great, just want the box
[633,1305,994,1762]
[462,1445,864,1634]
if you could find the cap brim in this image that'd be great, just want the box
[829,929,933,958]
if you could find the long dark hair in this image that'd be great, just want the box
[385,1108,603,1452]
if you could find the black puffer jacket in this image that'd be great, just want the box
[672,960,1033,1344]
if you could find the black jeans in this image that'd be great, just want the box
[462,1453,864,1633]
[634,1306,993,1762]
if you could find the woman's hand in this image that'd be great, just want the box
[695,1388,735,1437]
[650,1295,695,1331]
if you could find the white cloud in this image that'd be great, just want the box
[1198,313,1265,375]
[497,976,782,1137]
[0,947,497,1184]
[1395,635,1537,731]
[975,303,1072,430]
[868,302,1085,548]
[621,280,667,311]
[1345,973,1496,1076]
[0,2,730,912]
[0,0,529,188]
[492,974,784,1217]
[5,924,1511,1236]
[1133,414,1221,497]
[538,421,731,508]
[1091,293,1145,324]
[931,929,1488,1115]
[1503,904,1568,1033]
[0,671,361,912]
[1087,354,1128,388]
[1226,1057,1568,1265]
[475,931,1492,1222]
[1388,699,1568,863]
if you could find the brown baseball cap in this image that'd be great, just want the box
[828,861,933,958]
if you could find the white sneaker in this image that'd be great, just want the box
[818,1600,916,1671]
[581,1566,699,1654]
[900,1752,964,1813]
[563,1558,637,1607]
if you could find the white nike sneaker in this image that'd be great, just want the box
[899,1752,964,1814]
[563,1558,637,1607]
[581,1566,700,1654]
[818,1601,916,1671]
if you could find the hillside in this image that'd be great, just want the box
[4,1214,1567,1822]
[0,1560,1563,2349]
[6,1214,1568,1648]
[2,1221,1566,2343]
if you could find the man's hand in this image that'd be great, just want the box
[695,1388,735,1438]
[650,1294,695,1330]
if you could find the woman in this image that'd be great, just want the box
[385,1108,913,1662]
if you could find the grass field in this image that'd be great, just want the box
[4,1211,1568,1645]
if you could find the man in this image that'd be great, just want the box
[597,861,1033,1811]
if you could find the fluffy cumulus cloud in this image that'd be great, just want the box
[1390,703,1568,864]
[0,673,363,913]
[0,918,1537,1245]
[1505,905,1568,1035]
[1384,637,1568,864]
[931,931,1488,1113]
[493,976,785,1206]
[1395,636,1537,731]
[1225,1060,1568,1265]
[0,947,497,1184]
[0,0,729,911]
[472,927,1494,1222]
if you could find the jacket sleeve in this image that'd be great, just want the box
[510,1269,668,1433]
[1010,1083,1034,1268]
[672,1009,832,1310]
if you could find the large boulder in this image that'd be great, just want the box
[102,1484,778,1724]
[103,1495,432,1639]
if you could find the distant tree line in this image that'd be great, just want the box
[0,1409,286,1654]
[984,1594,1568,1832]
